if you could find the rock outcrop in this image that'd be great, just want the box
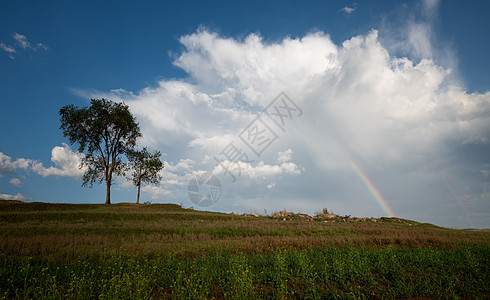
[235,210,388,223]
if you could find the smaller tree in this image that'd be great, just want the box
[126,147,164,204]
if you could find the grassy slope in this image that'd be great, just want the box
[0,201,489,299]
[0,201,488,259]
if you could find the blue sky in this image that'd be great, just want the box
[1,0,489,228]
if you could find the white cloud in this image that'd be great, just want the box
[408,23,433,58]
[13,32,30,49]
[36,42,49,51]
[380,0,447,65]
[0,42,15,59]
[340,4,357,14]
[0,193,31,201]
[1,145,84,180]
[9,178,22,187]
[174,29,338,106]
[97,29,488,170]
[212,160,302,179]
[0,43,15,53]
[0,152,33,174]
[156,159,200,189]
[163,158,196,174]
[422,0,440,15]
[189,135,235,156]
[141,185,173,200]
[32,143,85,178]
[276,149,293,163]
[0,33,49,58]
[12,32,48,51]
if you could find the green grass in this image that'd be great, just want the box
[0,201,489,299]
[1,248,488,299]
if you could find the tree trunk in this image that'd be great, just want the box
[105,177,111,204]
[136,181,141,204]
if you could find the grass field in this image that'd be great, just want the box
[0,200,489,299]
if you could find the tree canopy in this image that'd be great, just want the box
[59,98,141,204]
[126,147,164,204]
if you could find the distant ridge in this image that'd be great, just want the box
[0,199,25,204]
[463,228,490,232]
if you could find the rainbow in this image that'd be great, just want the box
[348,159,396,217]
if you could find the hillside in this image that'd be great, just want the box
[0,200,488,299]
[0,200,488,258]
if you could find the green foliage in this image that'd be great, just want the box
[0,248,488,299]
[222,254,255,299]
[314,207,330,216]
[126,147,163,187]
[126,147,164,203]
[59,99,141,204]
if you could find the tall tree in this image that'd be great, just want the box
[126,147,164,204]
[59,98,141,204]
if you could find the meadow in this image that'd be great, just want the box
[0,201,488,299]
